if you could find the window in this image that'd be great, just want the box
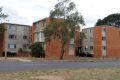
[90,46,93,50]
[8,44,16,49]
[90,29,92,32]
[42,22,46,28]
[85,29,87,33]
[9,34,16,39]
[23,35,27,39]
[34,23,39,31]
[103,27,106,32]
[90,37,93,42]
[23,44,29,49]
[9,25,16,30]
[102,37,106,40]
[102,46,106,50]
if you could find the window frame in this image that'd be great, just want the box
[8,44,16,49]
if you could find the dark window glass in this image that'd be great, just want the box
[9,34,16,39]
[90,46,93,50]
[102,37,106,40]
[23,35,27,39]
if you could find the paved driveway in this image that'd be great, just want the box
[0,60,120,72]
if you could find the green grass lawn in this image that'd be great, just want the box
[0,67,120,80]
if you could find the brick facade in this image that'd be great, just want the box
[45,37,69,59]
[90,26,120,58]
[0,32,5,56]
[106,27,120,58]
[93,27,102,57]
[32,18,80,59]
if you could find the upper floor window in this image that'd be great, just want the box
[102,27,106,32]
[42,22,46,28]
[34,23,39,31]
[90,37,93,42]
[102,46,106,50]
[9,25,16,30]
[102,37,106,40]
[23,35,27,39]
[9,34,16,39]
[90,29,92,32]
[90,46,93,50]
[83,29,87,33]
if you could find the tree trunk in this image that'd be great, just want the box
[59,41,65,60]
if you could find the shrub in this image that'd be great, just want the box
[29,42,45,58]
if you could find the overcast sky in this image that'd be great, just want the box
[0,0,120,28]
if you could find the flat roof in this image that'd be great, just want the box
[0,22,31,27]
[33,17,48,24]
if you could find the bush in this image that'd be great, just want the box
[29,42,45,58]
[79,52,93,57]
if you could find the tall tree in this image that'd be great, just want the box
[95,13,120,28]
[44,0,85,59]
[0,7,8,33]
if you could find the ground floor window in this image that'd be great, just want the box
[8,44,16,49]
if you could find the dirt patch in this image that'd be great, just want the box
[30,75,64,80]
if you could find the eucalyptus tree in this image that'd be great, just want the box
[0,7,8,32]
[95,13,120,28]
[44,0,85,59]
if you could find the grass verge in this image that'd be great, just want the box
[0,67,120,80]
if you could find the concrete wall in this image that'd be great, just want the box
[5,23,31,53]
[82,28,94,54]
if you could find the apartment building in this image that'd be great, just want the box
[0,23,31,56]
[82,27,94,55]
[32,17,79,59]
[83,26,120,58]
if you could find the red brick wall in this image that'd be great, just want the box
[74,27,80,48]
[93,27,102,57]
[106,27,120,58]
[94,26,120,58]
[45,37,69,59]
[0,32,5,56]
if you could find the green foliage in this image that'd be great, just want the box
[78,32,85,46]
[0,7,8,33]
[44,0,85,59]
[29,42,45,58]
[0,8,8,18]
[78,32,85,53]
[95,13,120,28]
[0,24,6,33]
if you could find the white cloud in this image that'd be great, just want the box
[0,0,120,27]
[2,7,30,25]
